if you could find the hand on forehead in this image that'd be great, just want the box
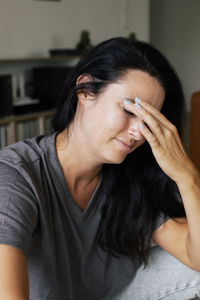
[119,69,165,111]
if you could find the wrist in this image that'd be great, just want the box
[176,167,200,191]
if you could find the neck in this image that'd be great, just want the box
[56,129,102,192]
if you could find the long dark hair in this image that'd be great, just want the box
[51,37,186,267]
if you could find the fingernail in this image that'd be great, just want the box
[140,123,144,129]
[124,99,132,106]
[135,97,141,103]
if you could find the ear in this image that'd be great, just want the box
[76,74,95,105]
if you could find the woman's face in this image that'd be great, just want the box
[77,69,165,164]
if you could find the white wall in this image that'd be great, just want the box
[150,0,200,111]
[0,0,149,59]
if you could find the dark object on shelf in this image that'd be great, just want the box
[0,74,13,117]
[26,67,72,109]
[49,49,81,57]
[127,32,137,45]
[13,102,44,115]
[76,30,93,55]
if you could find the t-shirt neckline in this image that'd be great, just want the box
[46,132,103,220]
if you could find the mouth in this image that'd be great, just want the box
[115,139,134,152]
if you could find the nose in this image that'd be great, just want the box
[127,117,144,140]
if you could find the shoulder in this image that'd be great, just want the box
[0,133,56,172]
[0,134,55,165]
[0,133,57,190]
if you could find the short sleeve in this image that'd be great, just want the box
[150,212,171,247]
[152,212,170,232]
[0,162,38,256]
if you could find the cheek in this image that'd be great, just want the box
[100,108,127,134]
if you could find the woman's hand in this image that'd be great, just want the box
[123,97,199,185]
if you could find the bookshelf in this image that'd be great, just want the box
[0,54,80,149]
[0,109,56,149]
[0,55,80,107]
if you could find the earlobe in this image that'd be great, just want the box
[77,92,95,107]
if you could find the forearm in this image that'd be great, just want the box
[0,294,28,300]
[177,169,200,268]
[0,245,29,300]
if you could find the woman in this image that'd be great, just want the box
[0,37,200,300]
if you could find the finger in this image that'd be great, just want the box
[135,100,182,145]
[135,97,174,130]
[123,100,165,140]
[139,114,185,157]
[123,99,180,145]
[139,122,161,150]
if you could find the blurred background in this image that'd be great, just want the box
[0,0,199,169]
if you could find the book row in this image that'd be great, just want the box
[0,117,52,149]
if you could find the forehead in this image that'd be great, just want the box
[117,69,165,109]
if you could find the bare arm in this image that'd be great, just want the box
[0,245,29,300]
[123,97,200,270]
[153,173,200,271]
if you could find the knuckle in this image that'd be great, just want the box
[172,124,178,133]
[150,135,158,145]
[153,122,162,133]
[165,129,173,138]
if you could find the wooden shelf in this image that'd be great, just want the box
[0,56,80,64]
[0,109,56,125]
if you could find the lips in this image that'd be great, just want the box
[115,138,134,151]
[117,139,134,148]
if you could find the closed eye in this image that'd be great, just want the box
[121,106,135,116]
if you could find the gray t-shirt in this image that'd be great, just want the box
[0,133,167,300]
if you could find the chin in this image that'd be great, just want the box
[101,142,140,165]
[104,153,128,165]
